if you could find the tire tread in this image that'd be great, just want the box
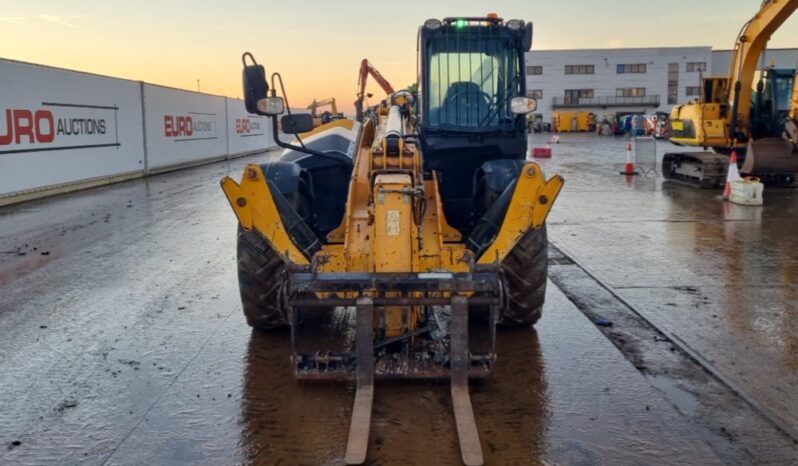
[237,227,289,330]
[499,226,548,327]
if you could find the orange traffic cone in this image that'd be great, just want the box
[619,142,638,175]
[722,151,742,199]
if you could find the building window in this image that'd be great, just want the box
[528,89,543,99]
[686,86,701,96]
[565,64,594,75]
[526,65,543,75]
[686,62,707,72]
[617,63,647,74]
[564,89,594,104]
[616,88,646,97]
[668,63,679,104]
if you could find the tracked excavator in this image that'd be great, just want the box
[665,0,798,187]
[354,58,395,122]
[221,15,562,465]
[306,97,344,126]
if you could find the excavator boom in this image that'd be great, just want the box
[355,58,396,122]
[728,0,798,139]
[307,97,338,116]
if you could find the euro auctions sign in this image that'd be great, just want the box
[235,117,263,137]
[0,102,119,154]
[163,113,217,142]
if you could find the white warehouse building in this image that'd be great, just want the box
[525,47,798,124]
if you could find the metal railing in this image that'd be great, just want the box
[552,95,661,108]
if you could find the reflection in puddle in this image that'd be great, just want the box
[240,325,550,464]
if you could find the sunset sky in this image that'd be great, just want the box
[1,0,797,114]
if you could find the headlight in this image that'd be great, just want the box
[257,96,285,116]
[424,19,442,30]
[506,19,523,30]
[510,96,537,114]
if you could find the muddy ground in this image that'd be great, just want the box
[0,135,796,465]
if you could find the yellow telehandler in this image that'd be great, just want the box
[221,15,562,465]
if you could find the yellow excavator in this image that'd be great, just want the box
[354,58,396,122]
[665,0,798,187]
[786,69,798,146]
[222,15,560,465]
[306,97,344,127]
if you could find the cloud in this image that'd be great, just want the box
[37,14,79,29]
[0,17,28,23]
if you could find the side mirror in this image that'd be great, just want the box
[523,22,533,51]
[510,96,537,114]
[280,113,315,134]
[242,52,269,114]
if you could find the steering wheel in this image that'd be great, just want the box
[446,90,493,110]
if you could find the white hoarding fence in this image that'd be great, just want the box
[0,59,145,198]
[143,84,228,172]
[226,98,273,156]
[0,58,279,204]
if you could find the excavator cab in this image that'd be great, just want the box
[743,68,798,184]
[751,68,795,138]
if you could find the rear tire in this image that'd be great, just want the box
[498,226,547,327]
[236,226,289,330]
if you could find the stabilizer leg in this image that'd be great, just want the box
[450,296,484,466]
[345,297,375,465]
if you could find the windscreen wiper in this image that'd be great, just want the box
[480,76,520,127]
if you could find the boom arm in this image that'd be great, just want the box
[355,58,395,122]
[727,0,798,140]
[306,98,338,117]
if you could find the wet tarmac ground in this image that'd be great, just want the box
[0,140,793,464]
[531,133,798,463]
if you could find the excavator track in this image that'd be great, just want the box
[662,152,729,188]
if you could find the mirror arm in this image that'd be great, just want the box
[270,117,353,167]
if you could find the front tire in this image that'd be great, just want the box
[498,226,548,327]
[236,226,289,330]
